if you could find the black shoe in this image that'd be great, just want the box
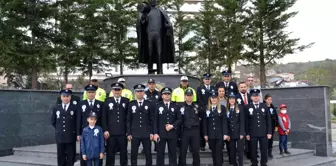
[176,148,180,152]
[285,150,291,154]
[268,152,273,159]
[280,151,284,155]
[200,147,205,151]
[257,154,259,158]
[141,149,145,154]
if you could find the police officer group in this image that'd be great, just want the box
[51,71,275,166]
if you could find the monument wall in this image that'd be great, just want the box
[0,86,332,157]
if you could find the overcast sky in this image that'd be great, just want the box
[281,0,336,63]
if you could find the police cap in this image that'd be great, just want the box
[203,73,212,79]
[228,92,236,98]
[185,88,194,96]
[134,84,146,92]
[250,89,261,96]
[111,82,124,90]
[88,112,97,118]
[85,84,98,91]
[210,91,218,97]
[60,89,72,96]
[161,87,172,94]
[148,78,156,83]
[221,70,231,76]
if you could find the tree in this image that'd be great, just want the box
[244,0,313,87]
[102,0,137,75]
[169,0,196,74]
[0,0,57,89]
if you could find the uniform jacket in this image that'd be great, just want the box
[203,105,228,139]
[109,88,133,101]
[180,102,202,128]
[236,92,252,106]
[51,103,77,143]
[197,84,216,108]
[80,126,104,159]
[227,105,245,139]
[172,87,197,103]
[127,100,154,138]
[215,81,238,97]
[266,103,278,130]
[245,102,272,137]
[153,101,182,139]
[56,95,80,106]
[144,89,162,105]
[83,87,106,102]
[278,113,291,135]
[76,100,103,135]
[102,97,129,136]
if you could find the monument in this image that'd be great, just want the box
[136,0,175,74]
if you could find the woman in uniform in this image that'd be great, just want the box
[264,94,278,159]
[203,91,229,166]
[227,93,245,166]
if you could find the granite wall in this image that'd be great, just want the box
[0,86,332,157]
[262,86,332,157]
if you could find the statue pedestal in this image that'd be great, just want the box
[103,74,200,91]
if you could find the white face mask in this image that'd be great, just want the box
[280,110,287,114]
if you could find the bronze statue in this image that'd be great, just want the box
[136,0,175,74]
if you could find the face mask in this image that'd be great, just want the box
[280,110,287,114]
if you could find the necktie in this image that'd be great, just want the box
[89,101,93,108]
[206,86,209,90]
[165,103,169,109]
[116,98,119,104]
[139,102,142,107]
[243,94,247,105]
[63,104,66,111]
[255,104,259,109]
[230,108,234,112]
[225,82,228,88]
[212,106,216,111]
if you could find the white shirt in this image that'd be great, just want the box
[205,84,211,90]
[137,99,144,107]
[164,101,170,108]
[62,103,70,111]
[114,97,120,103]
[89,125,95,129]
[88,99,95,106]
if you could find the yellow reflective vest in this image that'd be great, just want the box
[171,87,197,103]
[109,88,133,101]
[83,87,106,102]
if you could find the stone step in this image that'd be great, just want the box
[0,148,312,166]
[267,154,336,166]
[13,141,291,158]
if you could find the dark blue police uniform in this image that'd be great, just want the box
[215,70,238,97]
[51,89,77,166]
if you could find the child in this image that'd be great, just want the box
[278,104,291,155]
[81,112,104,166]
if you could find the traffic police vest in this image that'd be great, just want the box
[109,88,133,101]
[83,87,106,102]
[171,87,197,102]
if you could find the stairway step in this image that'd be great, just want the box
[0,155,58,166]
[268,154,336,166]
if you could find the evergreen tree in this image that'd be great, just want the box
[244,0,313,87]
[0,0,57,89]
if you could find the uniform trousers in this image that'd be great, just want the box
[268,129,275,152]
[179,127,200,166]
[106,135,128,166]
[251,136,268,166]
[200,121,206,149]
[57,142,76,166]
[156,138,177,166]
[245,139,251,158]
[208,139,223,166]
[86,158,100,166]
[225,140,231,162]
[131,138,152,166]
[229,138,244,166]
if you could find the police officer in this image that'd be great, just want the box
[178,88,202,166]
[203,91,228,166]
[77,84,104,166]
[102,83,129,166]
[51,89,77,166]
[127,84,154,166]
[109,78,133,100]
[56,83,80,106]
[227,93,245,166]
[215,70,238,97]
[153,87,182,166]
[172,76,197,104]
[83,76,106,102]
[264,94,278,159]
[245,89,272,166]
[197,73,215,151]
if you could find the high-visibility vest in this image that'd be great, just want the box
[83,87,106,102]
[171,87,197,102]
[109,88,133,101]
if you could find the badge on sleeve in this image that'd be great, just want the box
[270,108,273,114]
[171,108,174,112]
[145,105,148,110]
[122,103,125,108]
[73,101,77,105]
[159,107,164,114]
[56,111,60,118]
[109,103,113,110]
[70,111,74,116]
[94,129,99,136]
[132,106,136,113]
[206,110,210,117]
[97,104,100,108]
[249,108,253,115]
[82,105,86,112]
[180,107,185,115]
[237,98,241,104]
[261,108,265,112]
[201,89,205,95]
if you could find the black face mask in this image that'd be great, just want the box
[150,0,157,6]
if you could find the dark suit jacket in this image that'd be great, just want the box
[236,92,252,106]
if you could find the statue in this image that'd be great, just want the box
[136,0,175,74]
